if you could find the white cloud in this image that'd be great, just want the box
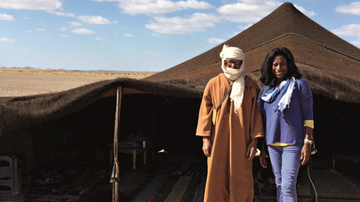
[0,13,14,21]
[238,24,252,31]
[0,37,14,43]
[60,34,69,37]
[231,32,240,37]
[294,5,316,16]
[146,13,220,34]
[218,1,315,23]
[36,28,46,31]
[95,37,104,40]
[60,22,82,32]
[122,0,213,15]
[91,0,213,15]
[72,28,95,35]
[336,2,360,16]
[24,16,30,20]
[124,34,134,37]
[47,10,75,17]
[145,51,160,56]
[207,38,225,44]
[241,0,266,4]
[67,21,83,27]
[353,37,360,46]
[152,32,164,38]
[0,0,62,10]
[332,24,360,36]
[332,24,360,47]
[79,15,111,24]
[91,0,316,35]
[217,1,280,23]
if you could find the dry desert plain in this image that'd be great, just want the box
[0,70,154,97]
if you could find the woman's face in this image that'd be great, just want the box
[272,55,288,82]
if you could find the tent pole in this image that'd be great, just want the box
[152,94,155,161]
[111,87,122,202]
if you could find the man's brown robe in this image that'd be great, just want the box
[196,73,264,202]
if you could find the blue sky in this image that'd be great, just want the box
[0,0,359,72]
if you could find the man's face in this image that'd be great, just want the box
[224,58,242,69]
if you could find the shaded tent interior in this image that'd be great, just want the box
[0,78,205,201]
[0,78,203,170]
[0,2,360,200]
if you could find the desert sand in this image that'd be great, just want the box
[0,73,119,97]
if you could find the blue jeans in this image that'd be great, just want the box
[268,144,302,202]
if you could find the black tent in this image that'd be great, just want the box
[1,2,359,170]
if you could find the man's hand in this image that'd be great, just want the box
[247,139,258,160]
[202,137,212,157]
[259,150,267,168]
[300,143,311,165]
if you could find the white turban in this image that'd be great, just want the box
[219,44,245,113]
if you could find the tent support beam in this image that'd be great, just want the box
[152,94,155,161]
[111,87,122,202]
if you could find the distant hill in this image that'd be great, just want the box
[0,67,157,76]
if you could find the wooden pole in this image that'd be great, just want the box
[111,87,122,202]
[152,94,155,161]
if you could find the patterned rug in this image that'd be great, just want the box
[117,160,207,202]
[23,153,281,202]
[112,154,279,202]
[22,151,360,202]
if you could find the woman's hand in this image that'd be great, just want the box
[300,143,311,165]
[301,127,313,165]
[260,151,268,168]
[202,137,212,157]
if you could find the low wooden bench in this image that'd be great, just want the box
[109,142,148,170]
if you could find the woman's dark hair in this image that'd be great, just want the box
[260,47,302,85]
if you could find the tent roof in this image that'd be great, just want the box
[144,2,360,103]
[0,78,201,134]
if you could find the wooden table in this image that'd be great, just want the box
[109,146,148,170]
[118,147,148,170]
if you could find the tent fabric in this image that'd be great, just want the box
[1,2,360,135]
[144,2,360,104]
[0,78,201,134]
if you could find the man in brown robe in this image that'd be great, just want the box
[196,44,264,202]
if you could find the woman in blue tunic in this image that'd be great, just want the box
[258,47,314,202]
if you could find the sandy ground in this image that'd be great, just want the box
[0,73,120,97]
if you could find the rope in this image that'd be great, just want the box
[307,143,318,202]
